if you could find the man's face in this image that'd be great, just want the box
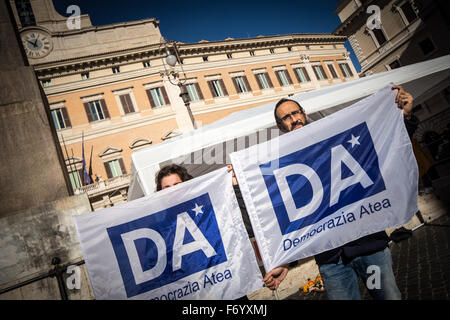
[276,101,307,132]
[161,173,183,190]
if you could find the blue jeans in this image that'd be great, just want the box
[318,248,401,300]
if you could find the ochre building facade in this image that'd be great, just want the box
[12,0,359,210]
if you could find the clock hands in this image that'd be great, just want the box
[27,40,37,48]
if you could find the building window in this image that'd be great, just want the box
[276,70,292,86]
[147,87,169,107]
[233,76,250,93]
[203,56,208,62]
[269,48,275,54]
[112,66,120,74]
[104,159,126,179]
[287,46,292,51]
[15,0,36,27]
[400,1,418,25]
[51,108,71,130]
[42,79,51,87]
[143,61,151,68]
[186,83,204,101]
[313,65,327,80]
[327,64,339,79]
[69,170,82,190]
[418,37,436,56]
[388,59,401,70]
[227,53,233,59]
[81,72,90,80]
[118,93,135,114]
[339,63,354,77]
[294,67,310,83]
[249,51,255,56]
[255,73,273,89]
[208,79,227,97]
[83,99,110,122]
[257,73,269,89]
[372,28,387,47]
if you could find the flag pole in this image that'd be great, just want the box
[61,134,76,193]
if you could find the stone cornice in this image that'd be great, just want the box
[43,48,348,96]
[34,33,347,78]
[49,18,160,37]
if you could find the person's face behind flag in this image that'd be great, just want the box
[161,173,183,190]
[276,101,307,132]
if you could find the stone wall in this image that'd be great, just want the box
[0,0,71,218]
[0,194,94,300]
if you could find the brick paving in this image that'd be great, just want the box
[285,212,450,300]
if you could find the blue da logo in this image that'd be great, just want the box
[261,122,386,235]
[107,193,227,298]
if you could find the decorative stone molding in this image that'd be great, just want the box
[129,138,152,150]
[98,146,123,161]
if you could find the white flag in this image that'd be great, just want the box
[230,85,418,272]
[74,167,262,300]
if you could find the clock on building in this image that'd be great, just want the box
[21,29,53,58]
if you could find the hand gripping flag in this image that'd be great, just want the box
[74,167,262,300]
[230,85,418,272]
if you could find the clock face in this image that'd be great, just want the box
[21,30,53,58]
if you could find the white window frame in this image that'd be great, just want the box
[386,58,402,70]
[88,100,106,121]
[49,101,69,130]
[277,70,290,86]
[234,76,248,93]
[313,65,326,80]
[149,87,166,107]
[294,67,309,83]
[186,83,200,101]
[69,170,82,190]
[339,62,353,78]
[113,87,139,116]
[99,147,126,179]
[395,1,418,26]
[107,159,123,178]
[257,73,269,89]
[327,63,339,79]
[51,108,67,130]
[65,157,83,190]
[366,26,388,48]
[211,80,224,97]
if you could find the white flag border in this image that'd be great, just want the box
[74,166,263,300]
[230,84,419,272]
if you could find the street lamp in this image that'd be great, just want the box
[159,38,197,129]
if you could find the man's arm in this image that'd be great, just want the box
[263,265,288,290]
[392,85,418,138]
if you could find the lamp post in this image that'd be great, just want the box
[159,38,197,129]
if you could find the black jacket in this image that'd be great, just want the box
[233,185,255,238]
[315,115,419,265]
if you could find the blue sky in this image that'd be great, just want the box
[52,0,361,71]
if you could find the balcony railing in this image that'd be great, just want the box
[74,174,131,197]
